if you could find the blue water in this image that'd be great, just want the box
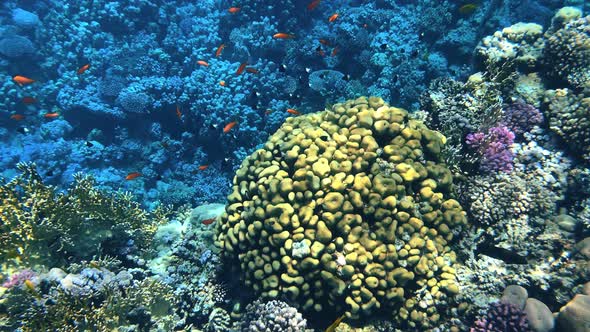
[0,0,589,331]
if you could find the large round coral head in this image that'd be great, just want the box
[216,97,467,329]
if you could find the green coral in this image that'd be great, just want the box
[216,97,467,329]
[0,163,169,268]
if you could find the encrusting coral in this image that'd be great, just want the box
[216,96,467,329]
[0,163,170,268]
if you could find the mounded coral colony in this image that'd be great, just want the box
[216,96,467,328]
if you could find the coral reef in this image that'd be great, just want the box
[240,300,307,332]
[0,163,170,268]
[471,301,532,332]
[217,96,466,328]
[0,265,177,331]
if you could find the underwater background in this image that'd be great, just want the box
[1,0,590,331]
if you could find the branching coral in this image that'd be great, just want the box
[217,96,467,328]
[0,163,170,268]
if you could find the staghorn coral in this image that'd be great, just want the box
[0,163,170,268]
[240,300,307,332]
[544,89,590,162]
[216,96,467,329]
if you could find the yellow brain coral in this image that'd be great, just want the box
[216,97,467,328]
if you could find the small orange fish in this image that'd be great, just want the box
[10,114,25,121]
[198,165,209,171]
[13,75,35,86]
[287,108,300,115]
[264,109,274,115]
[228,7,241,14]
[223,121,237,133]
[125,172,142,180]
[197,60,209,67]
[44,112,59,119]
[328,13,339,22]
[202,217,216,225]
[77,64,90,75]
[319,39,330,45]
[318,49,325,57]
[307,0,320,11]
[22,96,37,104]
[362,23,368,29]
[245,67,259,74]
[220,80,226,86]
[331,47,339,56]
[176,105,182,119]
[236,62,247,75]
[216,43,225,57]
[273,33,295,39]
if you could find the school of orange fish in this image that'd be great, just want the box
[8,0,478,187]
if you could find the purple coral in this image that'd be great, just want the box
[502,102,544,135]
[466,126,515,173]
[471,302,532,332]
[2,269,37,288]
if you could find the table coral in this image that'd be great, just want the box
[216,96,467,329]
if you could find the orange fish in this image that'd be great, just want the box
[220,80,226,86]
[264,109,274,115]
[329,13,339,22]
[236,62,247,75]
[176,105,182,119]
[273,33,295,39]
[318,49,325,57]
[287,109,300,115]
[22,96,37,104]
[319,39,330,45]
[77,64,90,75]
[228,7,241,13]
[332,47,339,56]
[197,60,209,67]
[125,172,142,180]
[216,43,225,57]
[223,121,237,133]
[44,112,59,119]
[13,75,35,86]
[307,0,320,10]
[10,114,25,121]
[245,67,259,74]
[202,217,216,225]
[198,165,209,171]
[362,23,368,29]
